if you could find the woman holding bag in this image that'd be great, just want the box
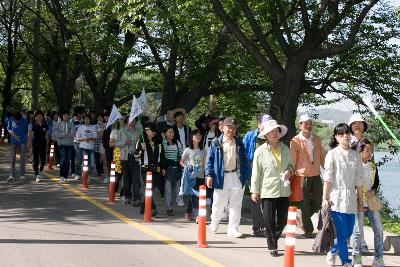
[250,119,294,256]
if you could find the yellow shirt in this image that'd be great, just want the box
[222,138,237,171]
[270,146,282,173]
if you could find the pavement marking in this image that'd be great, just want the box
[44,172,225,267]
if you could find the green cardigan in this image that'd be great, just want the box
[250,142,293,199]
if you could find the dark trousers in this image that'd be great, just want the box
[59,145,73,178]
[94,152,102,175]
[263,197,289,250]
[121,155,141,201]
[33,143,46,175]
[70,145,76,174]
[140,167,157,210]
[301,176,323,233]
[186,178,205,216]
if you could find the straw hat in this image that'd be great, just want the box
[257,120,288,139]
[168,108,186,123]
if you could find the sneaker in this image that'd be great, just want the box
[167,208,174,216]
[36,175,41,182]
[353,255,363,267]
[19,175,26,181]
[269,249,279,257]
[185,212,194,222]
[210,220,219,233]
[176,197,185,207]
[74,175,81,181]
[39,171,43,179]
[59,177,66,183]
[102,177,109,184]
[361,244,369,254]
[343,263,353,267]
[372,258,385,267]
[227,230,243,238]
[303,232,314,238]
[7,176,15,182]
[152,209,157,217]
[326,251,337,266]
[253,228,265,237]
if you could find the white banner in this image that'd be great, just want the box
[106,104,122,129]
[138,88,147,111]
[129,95,142,124]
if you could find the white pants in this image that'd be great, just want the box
[211,172,244,233]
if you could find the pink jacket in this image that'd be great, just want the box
[290,133,325,177]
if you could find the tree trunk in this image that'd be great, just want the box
[269,61,306,144]
[31,0,40,111]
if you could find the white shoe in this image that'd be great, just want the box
[176,197,185,207]
[74,175,81,181]
[8,176,15,182]
[227,230,243,238]
[19,175,26,181]
[372,257,385,267]
[326,251,336,266]
[343,263,353,267]
[59,177,66,183]
[102,177,109,184]
[36,175,41,182]
[210,220,219,233]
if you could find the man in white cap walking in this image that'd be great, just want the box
[290,114,325,238]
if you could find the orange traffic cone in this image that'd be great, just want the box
[284,206,297,267]
[196,185,208,248]
[47,143,54,170]
[82,154,89,190]
[108,162,116,203]
[143,171,153,222]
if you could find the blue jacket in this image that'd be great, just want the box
[205,135,250,190]
[7,117,28,145]
[242,128,259,164]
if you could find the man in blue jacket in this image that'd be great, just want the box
[7,112,28,181]
[242,114,271,236]
[205,117,250,238]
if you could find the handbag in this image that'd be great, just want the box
[289,176,303,202]
[367,195,382,211]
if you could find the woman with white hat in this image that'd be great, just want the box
[348,113,368,151]
[250,119,294,256]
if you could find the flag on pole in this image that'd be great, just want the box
[129,95,142,124]
[106,104,122,129]
[362,96,400,147]
[138,88,147,111]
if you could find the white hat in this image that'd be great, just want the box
[299,114,312,123]
[258,120,288,139]
[348,113,365,126]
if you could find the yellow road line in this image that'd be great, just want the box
[44,172,225,267]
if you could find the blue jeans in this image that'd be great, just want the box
[59,145,73,178]
[75,148,94,176]
[330,211,355,265]
[352,208,384,259]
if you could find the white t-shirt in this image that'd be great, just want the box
[178,127,186,147]
[76,124,97,150]
[204,131,215,155]
[181,148,206,178]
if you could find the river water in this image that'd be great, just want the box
[374,152,400,216]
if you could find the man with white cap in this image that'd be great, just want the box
[205,117,250,238]
[348,113,368,151]
[251,119,294,256]
[290,114,325,238]
[243,114,272,236]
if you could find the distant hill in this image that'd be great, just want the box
[303,108,353,126]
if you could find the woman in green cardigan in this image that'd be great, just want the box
[250,119,294,257]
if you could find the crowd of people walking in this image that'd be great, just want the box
[2,105,386,266]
